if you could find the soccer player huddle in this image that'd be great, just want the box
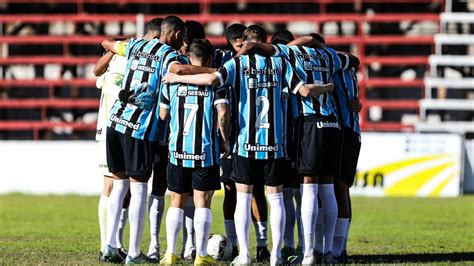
[94,15,362,265]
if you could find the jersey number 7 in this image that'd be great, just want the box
[183,103,199,136]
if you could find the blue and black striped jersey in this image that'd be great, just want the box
[331,68,360,134]
[160,83,228,168]
[212,49,234,68]
[108,38,189,142]
[274,44,349,118]
[216,54,304,160]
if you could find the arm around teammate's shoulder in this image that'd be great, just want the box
[298,83,334,97]
[93,51,114,77]
[168,63,217,75]
[162,72,220,87]
[235,42,276,57]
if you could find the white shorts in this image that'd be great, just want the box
[98,140,113,177]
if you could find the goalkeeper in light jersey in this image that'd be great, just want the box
[93,50,130,262]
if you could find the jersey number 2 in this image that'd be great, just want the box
[183,103,198,136]
[255,96,270,129]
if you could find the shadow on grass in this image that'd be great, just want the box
[351,252,474,263]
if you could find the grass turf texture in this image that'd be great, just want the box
[0,194,473,264]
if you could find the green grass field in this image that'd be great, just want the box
[1,194,473,264]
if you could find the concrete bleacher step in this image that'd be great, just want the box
[435,34,474,54]
[416,121,474,134]
[424,77,474,98]
[429,55,474,67]
[419,99,474,120]
[440,12,474,33]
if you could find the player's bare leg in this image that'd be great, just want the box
[232,183,253,265]
[282,187,295,259]
[125,175,150,262]
[193,190,216,265]
[148,162,168,261]
[266,185,286,266]
[292,187,304,255]
[223,182,239,258]
[182,197,196,260]
[333,179,351,262]
[252,184,270,263]
[318,175,338,263]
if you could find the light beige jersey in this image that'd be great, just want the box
[95,54,127,141]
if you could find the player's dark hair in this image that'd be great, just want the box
[145,17,163,35]
[184,20,206,45]
[225,23,246,41]
[189,39,213,61]
[308,32,326,45]
[243,24,267,43]
[271,30,295,45]
[161,15,185,34]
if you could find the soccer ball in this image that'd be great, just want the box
[207,234,233,261]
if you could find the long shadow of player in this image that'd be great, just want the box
[351,252,474,263]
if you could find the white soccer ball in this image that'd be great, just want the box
[207,234,233,261]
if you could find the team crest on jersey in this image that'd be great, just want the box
[177,85,188,96]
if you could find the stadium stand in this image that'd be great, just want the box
[417,2,474,134]
[0,0,451,139]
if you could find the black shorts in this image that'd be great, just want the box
[296,115,341,177]
[336,128,361,186]
[282,159,299,189]
[152,144,169,195]
[167,163,221,193]
[232,155,284,186]
[220,157,234,183]
[106,127,153,177]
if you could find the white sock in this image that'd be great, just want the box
[300,184,318,257]
[282,188,295,248]
[315,208,324,253]
[166,207,184,254]
[254,221,268,247]
[148,195,164,251]
[116,208,128,248]
[183,198,195,256]
[128,182,148,258]
[332,218,349,257]
[234,192,252,257]
[194,208,212,256]
[224,220,238,246]
[319,184,338,254]
[267,192,286,260]
[293,188,304,248]
[98,195,108,252]
[105,179,130,248]
[344,220,351,252]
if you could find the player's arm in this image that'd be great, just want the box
[283,59,334,97]
[347,98,362,112]
[214,87,231,158]
[101,39,129,56]
[159,85,171,120]
[287,36,325,49]
[298,83,334,97]
[235,42,276,57]
[163,72,220,87]
[168,63,217,75]
[93,51,114,77]
[338,51,360,68]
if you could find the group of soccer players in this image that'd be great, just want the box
[94,14,362,265]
